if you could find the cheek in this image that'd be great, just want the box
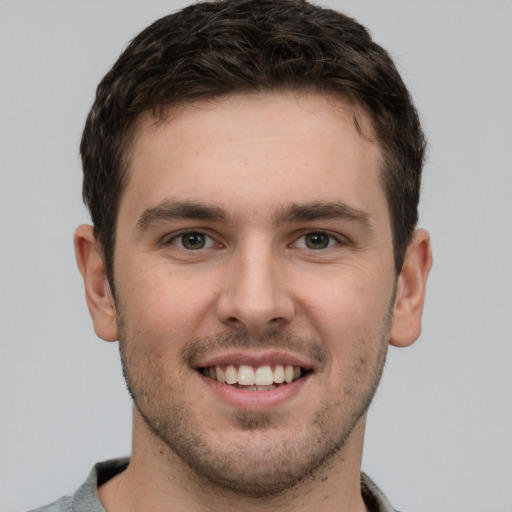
[300,270,393,345]
[305,272,383,314]
[117,262,218,347]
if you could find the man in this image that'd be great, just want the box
[33,0,431,510]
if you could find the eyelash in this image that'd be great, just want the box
[165,230,344,252]
[166,231,218,251]
[292,231,342,250]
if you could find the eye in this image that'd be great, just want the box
[294,231,339,250]
[169,231,216,250]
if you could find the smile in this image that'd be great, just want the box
[199,364,307,391]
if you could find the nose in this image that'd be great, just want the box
[216,244,295,335]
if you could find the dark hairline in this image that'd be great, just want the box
[82,0,425,290]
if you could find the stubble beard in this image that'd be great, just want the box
[117,319,390,499]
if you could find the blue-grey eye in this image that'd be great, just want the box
[294,232,338,250]
[172,232,215,250]
[304,233,330,249]
[182,233,206,249]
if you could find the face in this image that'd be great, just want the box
[112,93,397,496]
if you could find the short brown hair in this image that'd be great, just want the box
[81,0,425,287]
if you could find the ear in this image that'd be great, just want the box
[74,224,118,342]
[389,229,432,347]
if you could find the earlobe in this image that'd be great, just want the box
[74,224,118,342]
[389,229,432,348]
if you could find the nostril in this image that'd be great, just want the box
[226,316,244,327]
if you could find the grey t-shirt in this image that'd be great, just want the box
[29,458,398,512]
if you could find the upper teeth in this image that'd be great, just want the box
[203,364,302,386]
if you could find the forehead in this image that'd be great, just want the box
[119,92,387,228]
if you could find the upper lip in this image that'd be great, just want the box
[192,350,314,371]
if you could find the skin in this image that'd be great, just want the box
[75,92,432,512]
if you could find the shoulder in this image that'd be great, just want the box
[27,496,73,512]
[361,472,400,512]
[26,458,129,512]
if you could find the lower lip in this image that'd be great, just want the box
[197,372,310,411]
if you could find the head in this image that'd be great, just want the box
[80,0,425,292]
[75,0,432,500]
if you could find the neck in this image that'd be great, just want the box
[98,409,370,512]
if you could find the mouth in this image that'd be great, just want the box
[198,364,309,391]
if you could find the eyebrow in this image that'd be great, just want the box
[136,199,372,233]
[136,200,228,231]
[274,201,372,231]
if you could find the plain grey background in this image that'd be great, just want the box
[1,1,511,511]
